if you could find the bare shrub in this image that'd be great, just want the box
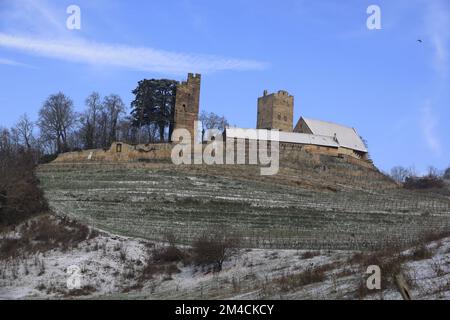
[141,259,181,281]
[301,251,321,259]
[152,246,185,264]
[430,258,445,277]
[192,229,241,272]
[0,215,97,261]
[0,149,48,226]
[119,246,127,262]
[411,245,433,261]
[420,229,450,243]
[444,167,450,180]
[65,285,96,297]
[277,266,327,292]
[355,278,371,300]
[404,176,445,190]
[347,246,411,291]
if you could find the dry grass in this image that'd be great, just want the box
[301,251,321,260]
[277,264,332,292]
[0,215,99,261]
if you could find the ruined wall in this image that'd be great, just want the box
[54,140,373,169]
[173,73,201,140]
[257,90,294,132]
[54,142,173,163]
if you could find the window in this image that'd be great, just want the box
[277,114,281,120]
[116,143,122,153]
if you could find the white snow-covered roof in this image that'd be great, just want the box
[224,128,339,148]
[300,118,367,153]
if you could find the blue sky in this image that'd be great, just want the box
[0,0,449,173]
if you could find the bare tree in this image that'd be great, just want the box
[444,167,450,180]
[427,166,442,178]
[390,166,410,184]
[95,94,125,149]
[199,111,229,141]
[38,93,76,154]
[81,92,102,149]
[192,229,240,272]
[200,111,229,131]
[14,114,35,150]
[103,94,125,145]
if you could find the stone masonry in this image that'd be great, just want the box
[257,90,294,132]
[173,73,201,140]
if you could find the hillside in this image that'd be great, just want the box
[36,151,450,251]
[1,214,450,300]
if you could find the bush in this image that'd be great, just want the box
[411,244,433,261]
[278,266,327,292]
[301,251,321,259]
[444,167,450,180]
[38,154,58,164]
[404,176,445,190]
[0,150,48,226]
[192,229,241,272]
[0,215,97,260]
[152,245,185,263]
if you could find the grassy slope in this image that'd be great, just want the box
[36,154,450,250]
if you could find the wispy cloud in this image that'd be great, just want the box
[0,0,65,36]
[424,0,450,78]
[0,33,267,74]
[420,102,442,157]
[0,57,33,68]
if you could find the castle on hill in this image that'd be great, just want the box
[54,73,370,165]
[173,73,369,161]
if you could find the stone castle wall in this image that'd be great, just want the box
[54,140,374,170]
[173,73,201,140]
[257,90,294,132]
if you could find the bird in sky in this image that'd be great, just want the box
[417,39,423,43]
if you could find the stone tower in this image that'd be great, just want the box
[257,90,294,132]
[173,73,201,139]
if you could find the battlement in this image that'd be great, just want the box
[188,73,201,80]
[179,73,201,86]
[262,89,292,98]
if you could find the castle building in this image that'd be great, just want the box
[176,76,368,161]
[294,117,368,156]
[173,73,201,139]
[257,90,294,132]
[54,74,369,164]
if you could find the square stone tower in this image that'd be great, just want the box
[173,73,201,139]
[257,90,294,132]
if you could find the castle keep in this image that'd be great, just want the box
[173,73,201,139]
[257,90,294,132]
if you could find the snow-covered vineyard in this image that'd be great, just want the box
[1,214,450,300]
[36,160,450,251]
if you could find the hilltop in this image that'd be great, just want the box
[36,148,450,251]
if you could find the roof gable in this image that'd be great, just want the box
[300,117,367,152]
